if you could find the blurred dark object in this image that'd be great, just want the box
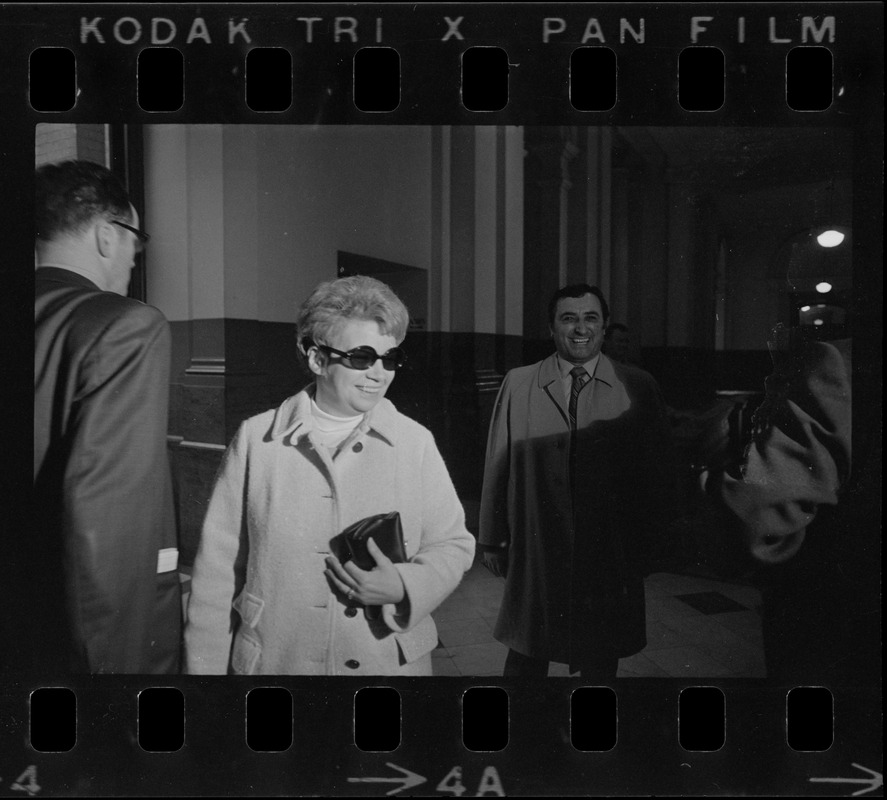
[670,327,878,688]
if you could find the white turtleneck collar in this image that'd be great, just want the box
[309,397,364,435]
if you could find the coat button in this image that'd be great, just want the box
[353,442,363,452]
[344,607,358,618]
[345,659,360,669]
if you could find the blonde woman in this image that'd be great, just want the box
[185,276,475,675]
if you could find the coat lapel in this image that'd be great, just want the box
[536,353,621,428]
[582,354,617,423]
[592,353,617,389]
[537,353,569,427]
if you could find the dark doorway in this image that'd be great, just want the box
[337,251,428,331]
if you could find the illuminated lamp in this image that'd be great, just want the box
[816,229,845,248]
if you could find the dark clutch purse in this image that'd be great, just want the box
[339,511,407,570]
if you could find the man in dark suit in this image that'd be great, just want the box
[479,284,674,679]
[32,160,181,674]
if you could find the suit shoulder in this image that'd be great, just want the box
[59,292,168,339]
[91,295,167,329]
[38,291,169,359]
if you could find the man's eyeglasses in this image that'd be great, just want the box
[111,219,150,251]
[314,344,407,371]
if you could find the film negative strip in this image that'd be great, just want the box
[1,2,882,796]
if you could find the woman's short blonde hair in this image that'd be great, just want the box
[296,275,410,356]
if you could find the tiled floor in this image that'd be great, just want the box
[431,553,766,678]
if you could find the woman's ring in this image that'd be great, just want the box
[347,588,354,601]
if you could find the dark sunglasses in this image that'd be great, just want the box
[110,219,151,250]
[314,344,407,371]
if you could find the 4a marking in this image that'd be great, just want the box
[437,765,505,796]
[2,766,41,796]
[347,763,505,796]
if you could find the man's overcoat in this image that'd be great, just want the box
[479,353,673,666]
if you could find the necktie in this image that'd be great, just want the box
[568,366,590,430]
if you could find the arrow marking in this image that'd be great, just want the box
[348,762,427,796]
[810,763,883,796]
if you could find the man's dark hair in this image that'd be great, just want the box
[605,322,629,339]
[36,160,132,242]
[547,283,610,324]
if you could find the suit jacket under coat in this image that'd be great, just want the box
[184,389,476,676]
[479,352,673,665]
[31,268,181,674]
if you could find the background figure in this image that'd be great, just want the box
[693,326,879,687]
[185,276,474,676]
[602,322,634,365]
[479,284,675,679]
[31,160,181,674]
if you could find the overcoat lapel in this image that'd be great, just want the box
[577,355,619,428]
[537,354,569,427]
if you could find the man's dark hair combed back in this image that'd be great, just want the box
[36,160,132,241]
[547,283,610,324]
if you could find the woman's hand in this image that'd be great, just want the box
[325,538,406,605]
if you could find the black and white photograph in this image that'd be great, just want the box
[3,2,883,797]
[29,121,867,682]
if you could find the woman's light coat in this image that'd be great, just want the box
[185,389,475,675]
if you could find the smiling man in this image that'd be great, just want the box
[479,283,674,679]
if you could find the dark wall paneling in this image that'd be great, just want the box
[168,442,224,567]
[167,318,305,566]
[387,331,519,507]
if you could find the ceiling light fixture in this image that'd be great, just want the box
[816,282,833,294]
[814,179,846,248]
[816,228,845,248]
